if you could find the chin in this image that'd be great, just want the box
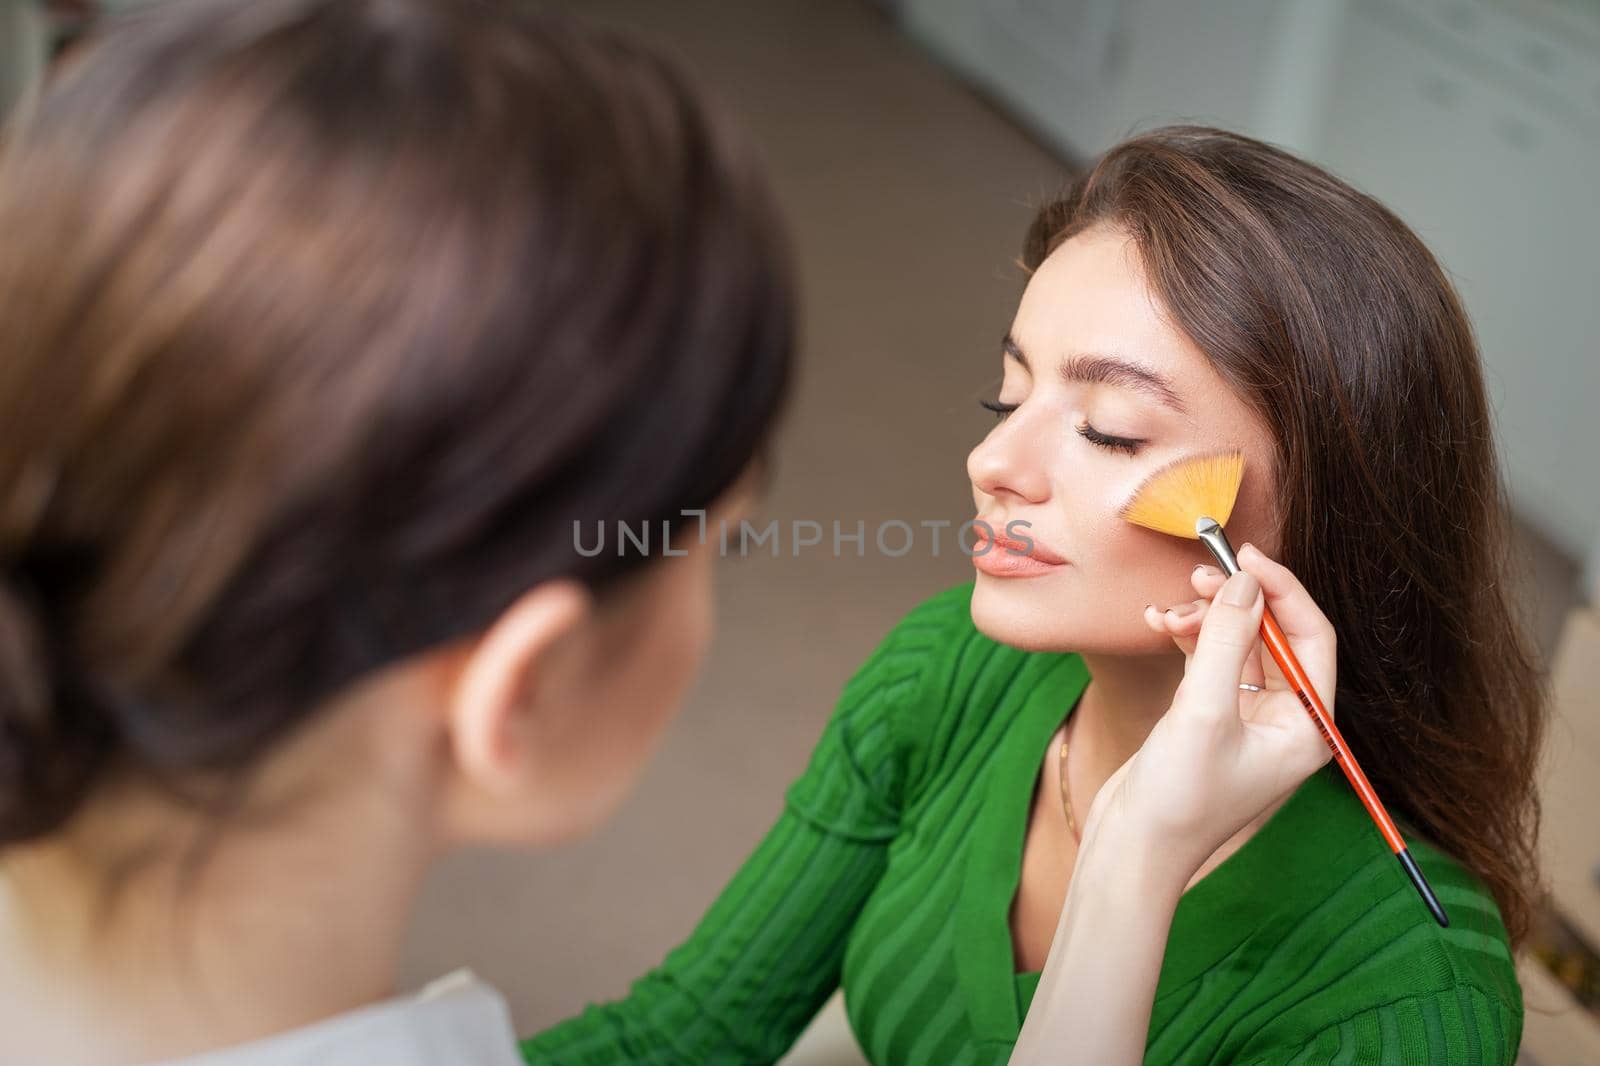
[969,576,1164,655]
[970,578,1078,652]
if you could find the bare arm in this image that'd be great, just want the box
[1008,796,1190,1065]
[1011,550,1341,1064]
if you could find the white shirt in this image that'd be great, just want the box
[157,970,526,1066]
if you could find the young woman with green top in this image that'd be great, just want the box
[524,131,1542,1064]
[0,3,1538,1066]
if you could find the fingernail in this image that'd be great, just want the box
[1222,570,1260,607]
[1165,601,1198,617]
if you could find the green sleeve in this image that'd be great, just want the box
[1234,983,1523,1065]
[519,585,971,1065]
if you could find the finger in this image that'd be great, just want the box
[1174,592,1268,689]
[1149,598,1205,656]
[1195,554,1325,695]
[1237,544,1335,653]
[1179,567,1268,698]
[1180,569,1265,725]
[1161,597,1207,629]
[1145,606,1199,663]
[1145,599,1202,634]
[1236,544,1337,709]
[1249,692,1338,773]
[1240,639,1268,690]
[1257,648,1336,725]
[1189,563,1226,598]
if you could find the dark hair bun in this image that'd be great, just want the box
[0,574,113,845]
[0,0,792,849]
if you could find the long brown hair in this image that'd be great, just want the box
[1025,125,1548,950]
[0,0,793,845]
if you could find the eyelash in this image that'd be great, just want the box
[978,399,1144,455]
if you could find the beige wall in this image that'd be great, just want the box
[0,1,48,124]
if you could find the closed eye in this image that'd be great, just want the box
[979,399,1144,456]
[1076,422,1143,455]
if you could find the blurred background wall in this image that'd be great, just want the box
[0,1,48,113]
[2,1,1597,1062]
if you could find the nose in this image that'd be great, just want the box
[967,415,1050,504]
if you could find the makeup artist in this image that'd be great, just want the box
[0,2,788,1062]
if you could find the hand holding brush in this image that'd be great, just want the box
[1116,450,1449,928]
[1015,522,1366,1065]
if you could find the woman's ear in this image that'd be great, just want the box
[444,578,593,823]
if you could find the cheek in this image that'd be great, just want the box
[1220,458,1281,558]
[1057,461,1156,559]
[666,569,713,700]
[577,558,712,818]
[1082,508,1202,613]
[636,552,714,728]
[1097,449,1278,609]
[969,462,1222,653]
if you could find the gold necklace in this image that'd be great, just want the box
[1057,716,1080,844]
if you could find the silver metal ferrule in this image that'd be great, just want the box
[1195,516,1240,576]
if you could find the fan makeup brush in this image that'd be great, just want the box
[1119,450,1449,929]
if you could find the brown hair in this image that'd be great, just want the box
[1025,125,1548,951]
[0,0,793,844]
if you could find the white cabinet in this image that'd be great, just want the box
[901,0,1347,158]
[1316,0,1600,577]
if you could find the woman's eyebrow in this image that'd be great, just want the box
[1003,332,1189,416]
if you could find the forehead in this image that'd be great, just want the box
[1011,225,1277,458]
[1011,226,1211,397]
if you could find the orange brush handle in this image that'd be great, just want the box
[1258,606,1404,853]
[1258,603,1449,927]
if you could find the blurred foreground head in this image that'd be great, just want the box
[0,0,793,847]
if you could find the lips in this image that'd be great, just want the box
[966,515,1068,563]
[971,520,1069,577]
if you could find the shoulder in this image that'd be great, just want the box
[800,578,1073,785]
[1356,806,1522,1013]
[1231,786,1523,1063]
[1405,829,1524,1018]
[840,580,1082,800]
[1233,974,1522,1064]
[840,579,981,697]
[781,582,992,837]
[825,581,990,767]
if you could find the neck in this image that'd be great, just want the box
[0,713,437,1064]
[1071,648,1188,792]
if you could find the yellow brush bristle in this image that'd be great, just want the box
[1118,451,1245,538]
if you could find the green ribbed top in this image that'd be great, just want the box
[522,581,1522,1064]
